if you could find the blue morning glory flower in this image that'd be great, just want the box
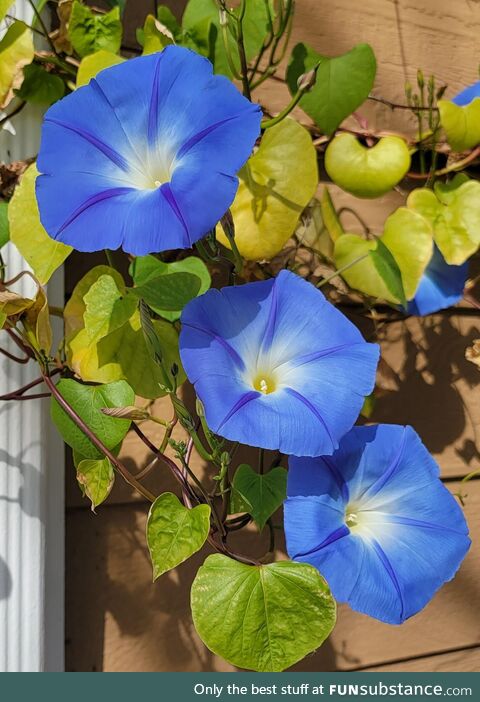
[179,270,379,456]
[407,246,467,316]
[284,424,470,624]
[452,81,480,106]
[36,46,262,254]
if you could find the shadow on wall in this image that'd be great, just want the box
[371,313,480,461]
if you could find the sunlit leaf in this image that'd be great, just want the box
[66,268,185,398]
[286,42,376,135]
[334,234,398,303]
[407,175,480,265]
[191,554,337,672]
[230,464,287,531]
[324,134,411,198]
[76,49,124,86]
[381,207,432,299]
[76,455,114,510]
[50,378,134,459]
[8,164,72,284]
[334,206,432,304]
[147,492,211,580]
[217,118,318,260]
[129,255,211,321]
[68,1,122,58]
[0,20,34,108]
[15,62,65,106]
[438,98,480,152]
[0,1,14,22]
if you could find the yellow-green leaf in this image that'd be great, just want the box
[324,133,411,198]
[407,176,480,265]
[147,493,211,580]
[218,118,318,261]
[0,20,34,108]
[76,456,114,510]
[8,164,72,284]
[381,207,433,299]
[0,1,14,22]
[438,98,480,152]
[66,267,185,398]
[334,234,397,303]
[76,49,124,86]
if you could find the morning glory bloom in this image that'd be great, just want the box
[284,424,470,624]
[36,46,262,254]
[407,246,467,316]
[179,270,379,456]
[452,81,480,106]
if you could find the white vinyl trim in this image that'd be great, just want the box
[0,2,64,672]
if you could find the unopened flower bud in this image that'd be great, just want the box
[101,406,150,420]
[297,67,317,92]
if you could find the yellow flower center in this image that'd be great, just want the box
[253,372,277,395]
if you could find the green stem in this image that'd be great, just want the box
[26,0,58,56]
[236,0,252,99]
[317,252,370,288]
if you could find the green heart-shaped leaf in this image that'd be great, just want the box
[147,492,211,580]
[8,164,72,284]
[230,464,287,531]
[76,456,114,510]
[438,98,480,151]
[286,42,376,135]
[50,378,134,459]
[129,255,211,321]
[191,554,337,672]
[407,175,480,265]
[217,118,318,260]
[325,133,411,198]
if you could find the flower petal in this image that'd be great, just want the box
[453,80,480,106]
[285,424,471,624]
[407,247,468,316]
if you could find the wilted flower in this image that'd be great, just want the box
[452,81,480,106]
[407,246,467,316]
[284,424,470,624]
[179,270,379,456]
[36,46,262,254]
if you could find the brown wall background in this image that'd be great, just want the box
[65,0,480,672]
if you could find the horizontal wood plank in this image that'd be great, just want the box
[363,646,480,672]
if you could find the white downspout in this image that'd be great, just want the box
[0,1,64,672]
